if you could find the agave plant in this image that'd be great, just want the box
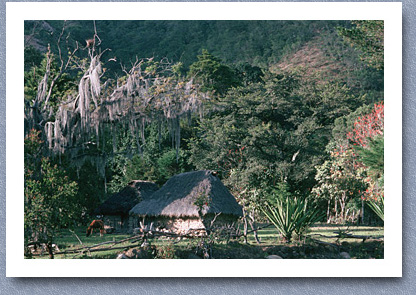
[367,197,384,222]
[261,197,324,242]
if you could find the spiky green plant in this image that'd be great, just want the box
[367,197,384,222]
[261,197,324,242]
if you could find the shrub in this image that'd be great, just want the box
[367,197,384,222]
[261,197,324,242]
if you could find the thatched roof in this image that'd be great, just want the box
[95,180,159,215]
[129,170,243,218]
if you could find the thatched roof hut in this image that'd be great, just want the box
[129,170,243,219]
[95,180,159,216]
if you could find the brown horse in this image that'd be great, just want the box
[86,220,105,237]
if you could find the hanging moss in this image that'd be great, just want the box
[26,49,209,175]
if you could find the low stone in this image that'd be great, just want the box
[117,253,128,259]
[266,255,283,259]
[125,248,138,258]
[124,246,157,259]
[340,252,351,259]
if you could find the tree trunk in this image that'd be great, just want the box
[334,199,338,221]
[361,199,365,224]
[248,209,260,244]
[340,193,346,222]
[327,199,331,223]
[242,208,248,244]
[46,242,54,259]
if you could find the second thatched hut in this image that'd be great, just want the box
[129,170,243,235]
[94,180,159,232]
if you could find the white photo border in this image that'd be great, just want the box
[6,1,402,277]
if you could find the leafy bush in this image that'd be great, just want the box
[261,197,324,242]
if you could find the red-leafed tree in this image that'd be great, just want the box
[347,102,384,220]
[348,102,384,221]
[313,102,384,223]
[347,102,384,148]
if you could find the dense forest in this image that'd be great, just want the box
[24,20,384,253]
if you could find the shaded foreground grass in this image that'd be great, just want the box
[30,223,383,259]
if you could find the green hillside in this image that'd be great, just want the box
[24,20,349,67]
[25,20,382,99]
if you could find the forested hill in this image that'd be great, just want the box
[25,20,348,69]
[25,20,382,100]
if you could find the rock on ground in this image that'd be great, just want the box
[340,252,351,259]
[116,253,128,259]
[266,255,283,259]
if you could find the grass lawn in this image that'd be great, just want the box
[29,223,383,259]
